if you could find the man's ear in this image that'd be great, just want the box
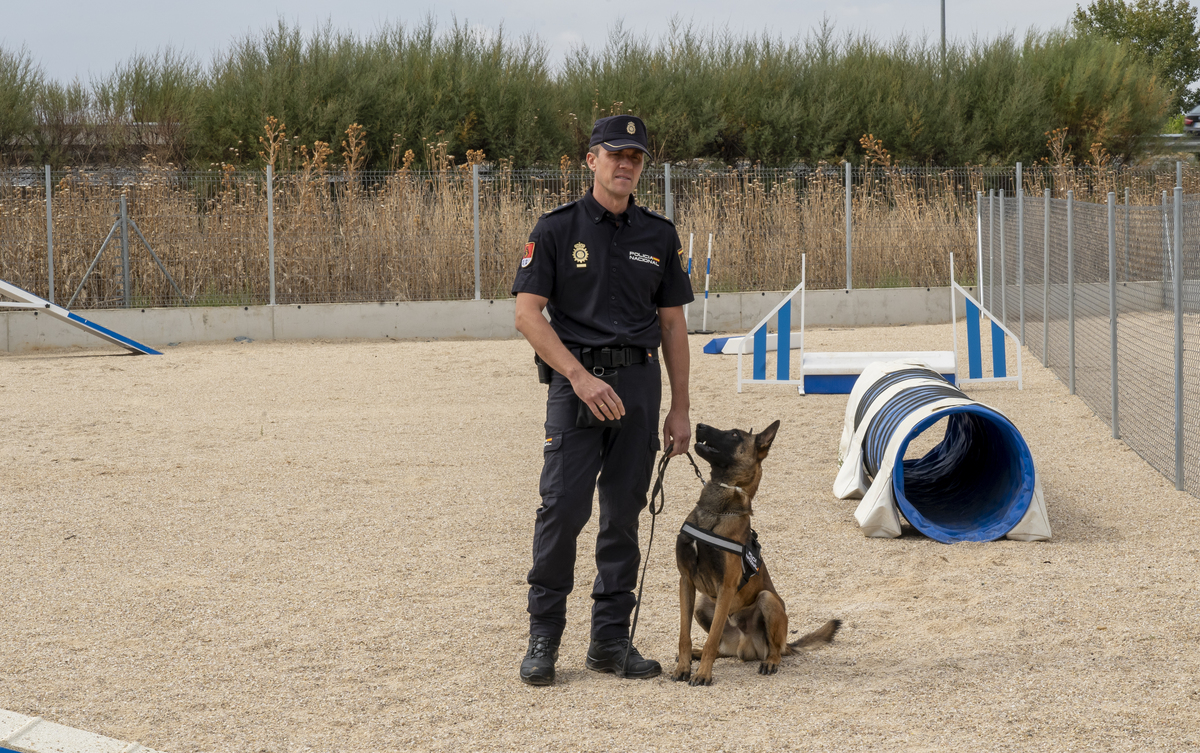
[585,151,598,172]
[756,420,781,458]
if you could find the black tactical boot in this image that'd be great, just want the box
[585,637,662,679]
[519,634,560,686]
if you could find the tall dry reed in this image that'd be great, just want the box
[2,127,1196,308]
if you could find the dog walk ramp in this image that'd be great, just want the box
[0,279,161,355]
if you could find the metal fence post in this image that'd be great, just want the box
[472,164,481,301]
[120,194,131,308]
[1017,162,1024,344]
[988,189,995,311]
[1043,188,1050,368]
[1067,189,1075,395]
[1000,188,1007,324]
[1174,184,1184,491]
[845,161,852,290]
[976,191,983,292]
[1164,190,1171,306]
[664,163,673,221]
[1123,187,1130,281]
[1108,192,1118,439]
[44,165,54,303]
[267,165,276,306]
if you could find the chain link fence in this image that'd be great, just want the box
[1,161,1196,309]
[978,182,1200,499]
[8,162,1173,310]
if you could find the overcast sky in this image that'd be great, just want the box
[0,0,1158,84]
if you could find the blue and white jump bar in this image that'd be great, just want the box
[949,253,1020,389]
[736,255,806,393]
[0,279,161,355]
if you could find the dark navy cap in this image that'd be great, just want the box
[589,115,651,156]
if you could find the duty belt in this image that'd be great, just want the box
[574,346,656,369]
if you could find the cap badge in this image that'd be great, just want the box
[626,121,636,135]
[573,242,589,268]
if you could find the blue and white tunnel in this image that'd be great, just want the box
[833,360,1050,542]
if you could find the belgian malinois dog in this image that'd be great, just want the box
[671,421,841,686]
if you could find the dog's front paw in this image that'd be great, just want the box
[688,672,713,686]
[670,667,691,682]
[758,660,780,675]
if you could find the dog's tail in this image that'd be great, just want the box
[787,619,841,650]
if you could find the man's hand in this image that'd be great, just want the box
[570,370,625,422]
[662,406,691,458]
[658,305,691,458]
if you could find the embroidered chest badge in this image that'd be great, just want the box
[628,251,660,267]
[573,242,589,268]
[521,241,535,268]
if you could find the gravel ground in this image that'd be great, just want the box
[1,324,1198,752]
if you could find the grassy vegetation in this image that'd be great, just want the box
[0,20,1175,169]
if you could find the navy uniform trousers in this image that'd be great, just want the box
[527,355,662,642]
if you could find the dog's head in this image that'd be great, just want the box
[694,420,780,488]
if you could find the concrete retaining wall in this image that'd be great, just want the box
[2,285,978,354]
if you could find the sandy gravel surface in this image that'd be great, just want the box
[1,324,1198,752]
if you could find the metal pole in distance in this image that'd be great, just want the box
[473,164,481,301]
[1043,188,1050,368]
[845,161,852,290]
[1067,189,1075,394]
[1174,185,1184,490]
[1178,160,1184,190]
[1000,188,1007,324]
[1017,162,1025,344]
[267,165,276,306]
[120,194,131,309]
[1108,192,1119,439]
[664,163,673,221]
[45,165,54,303]
[940,0,946,69]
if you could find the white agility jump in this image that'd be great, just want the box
[0,279,161,355]
[708,254,1020,394]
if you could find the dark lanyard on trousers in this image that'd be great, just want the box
[622,447,705,676]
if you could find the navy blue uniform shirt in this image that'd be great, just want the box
[511,189,695,349]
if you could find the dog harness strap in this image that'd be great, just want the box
[679,522,742,554]
[679,522,764,588]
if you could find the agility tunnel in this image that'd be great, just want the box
[833,360,1050,543]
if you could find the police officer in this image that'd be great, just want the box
[512,115,694,685]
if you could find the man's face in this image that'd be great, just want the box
[586,147,645,201]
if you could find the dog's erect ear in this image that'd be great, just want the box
[755,420,781,458]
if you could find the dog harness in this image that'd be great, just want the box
[679,522,764,588]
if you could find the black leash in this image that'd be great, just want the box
[620,445,704,677]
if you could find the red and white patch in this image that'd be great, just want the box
[521,241,535,268]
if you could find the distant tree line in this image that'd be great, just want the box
[0,16,1181,170]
